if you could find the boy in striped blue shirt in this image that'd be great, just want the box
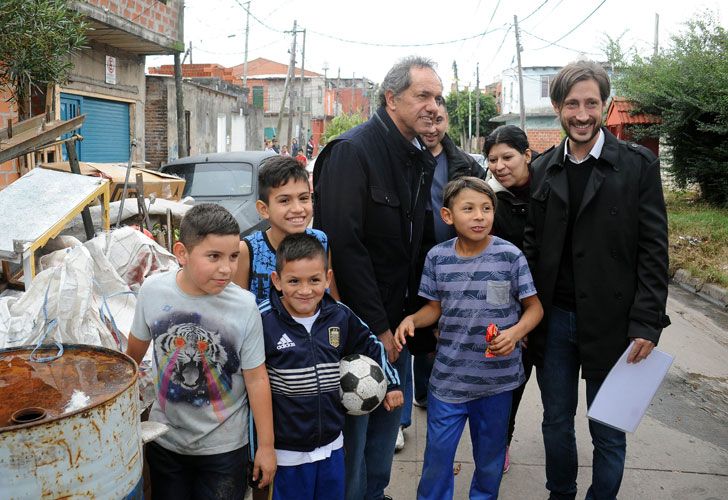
[395,176,543,499]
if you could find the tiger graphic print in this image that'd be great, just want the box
[154,321,236,409]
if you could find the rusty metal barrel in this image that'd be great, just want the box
[0,344,143,499]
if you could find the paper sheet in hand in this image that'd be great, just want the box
[587,342,673,433]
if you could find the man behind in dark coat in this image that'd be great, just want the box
[523,60,670,500]
[314,56,442,500]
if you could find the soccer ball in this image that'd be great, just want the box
[339,354,387,415]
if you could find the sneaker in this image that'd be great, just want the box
[413,398,428,408]
[395,427,405,452]
[503,445,511,473]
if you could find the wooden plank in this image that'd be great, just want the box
[0,115,45,141]
[0,115,85,163]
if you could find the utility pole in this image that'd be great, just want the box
[514,15,526,131]
[453,60,464,147]
[298,28,306,147]
[242,1,251,106]
[467,86,472,152]
[276,20,297,145]
[174,51,186,157]
[475,63,480,153]
[653,13,660,58]
[336,67,341,116]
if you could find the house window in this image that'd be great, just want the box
[252,86,264,109]
[541,75,554,98]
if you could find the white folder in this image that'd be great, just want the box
[587,341,674,433]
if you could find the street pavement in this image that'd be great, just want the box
[386,285,728,499]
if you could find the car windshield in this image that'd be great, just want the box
[165,162,254,198]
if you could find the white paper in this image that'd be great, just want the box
[587,342,674,433]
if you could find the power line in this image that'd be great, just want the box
[486,24,513,67]
[532,0,607,49]
[307,26,507,48]
[232,0,285,33]
[520,28,602,56]
[519,0,550,24]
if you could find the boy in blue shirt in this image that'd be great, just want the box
[233,155,338,303]
[260,232,403,500]
[395,177,543,499]
[126,203,275,499]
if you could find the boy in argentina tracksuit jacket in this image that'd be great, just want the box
[258,232,403,500]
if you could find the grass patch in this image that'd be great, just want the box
[665,190,728,287]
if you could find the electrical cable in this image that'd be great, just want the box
[532,0,607,50]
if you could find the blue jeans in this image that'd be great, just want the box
[418,391,511,500]
[536,306,626,500]
[344,347,407,500]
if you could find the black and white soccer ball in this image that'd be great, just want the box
[339,354,387,415]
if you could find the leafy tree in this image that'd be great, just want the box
[322,113,366,143]
[614,12,728,205]
[0,0,87,119]
[445,89,498,148]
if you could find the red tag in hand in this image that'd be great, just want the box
[485,323,499,358]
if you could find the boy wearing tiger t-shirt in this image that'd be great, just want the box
[126,203,276,499]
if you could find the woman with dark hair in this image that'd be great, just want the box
[485,124,535,473]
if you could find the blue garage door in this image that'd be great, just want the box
[60,93,130,162]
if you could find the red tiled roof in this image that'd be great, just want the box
[606,97,661,126]
[231,58,321,78]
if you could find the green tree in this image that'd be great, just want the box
[444,89,498,148]
[322,113,366,143]
[0,0,87,119]
[614,12,728,205]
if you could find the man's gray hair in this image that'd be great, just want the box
[378,56,439,108]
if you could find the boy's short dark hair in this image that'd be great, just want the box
[258,156,310,204]
[275,232,328,274]
[179,203,240,249]
[442,176,497,211]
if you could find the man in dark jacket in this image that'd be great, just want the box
[314,56,442,500]
[523,60,670,500]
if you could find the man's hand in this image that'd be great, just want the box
[627,338,655,363]
[378,329,400,363]
[382,390,404,411]
[252,445,276,488]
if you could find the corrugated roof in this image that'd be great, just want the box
[606,97,661,126]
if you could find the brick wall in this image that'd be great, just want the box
[145,77,168,168]
[149,64,237,84]
[84,0,182,42]
[527,129,562,155]
[0,95,19,190]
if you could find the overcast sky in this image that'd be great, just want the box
[147,0,725,93]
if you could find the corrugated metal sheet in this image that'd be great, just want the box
[61,93,130,162]
[606,97,661,126]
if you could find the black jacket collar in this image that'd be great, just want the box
[545,127,620,173]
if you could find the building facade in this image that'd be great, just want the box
[0,0,184,189]
[145,75,263,168]
[492,66,563,153]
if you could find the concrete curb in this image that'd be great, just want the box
[672,268,728,309]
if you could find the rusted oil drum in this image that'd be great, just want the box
[0,344,143,499]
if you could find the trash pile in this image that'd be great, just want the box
[0,226,178,406]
